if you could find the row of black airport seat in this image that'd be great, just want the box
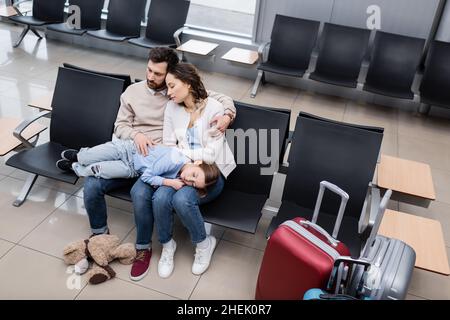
[6,65,385,258]
[9,0,189,49]
[252,14,450,115]
[9,2,450,115]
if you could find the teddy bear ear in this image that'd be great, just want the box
[63,242,80,256]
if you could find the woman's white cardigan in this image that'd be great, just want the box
[162,98,237,178]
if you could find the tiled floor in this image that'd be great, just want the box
[0,22,449,300]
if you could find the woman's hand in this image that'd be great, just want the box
[134,133,155,156]
[209,114,232,137]
[164,178,186,190]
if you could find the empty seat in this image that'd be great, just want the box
[267,113,383,256]
[62,63,132,91]
[251,14,320,97]
[309,23,370,88]
[363,31,425,99]
[9,0,66,47]
[47,0,105,36]
[129,0,190,49]
[419,40,450,114]
[6,67,125,206]
[87,0,146,42]
[201,102,291,233]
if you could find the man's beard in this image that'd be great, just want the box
[147,79,166,91]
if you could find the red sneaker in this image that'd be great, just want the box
[130,249,151,281]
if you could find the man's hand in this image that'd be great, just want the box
[164,178,185,190]
[209,114,232,137]
[133,133,155,156]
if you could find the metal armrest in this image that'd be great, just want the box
[279,130,294,171]
[286,130,294,145]
[13,110,50,149]
[173,26,187,48]
[358,184,392,255]
[278,163,289,175]
[257,41,271,63]
[358,183,380,235]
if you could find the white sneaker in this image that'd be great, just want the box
[192,236,217,275]
[158,240,177,278]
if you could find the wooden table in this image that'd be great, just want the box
[377,155,436,207]
[28,92,53,112]
[0,118,47,156]
[379,209,449,275]
[177,39,219,56]
[0,5,18,17]
[221,47,259,65]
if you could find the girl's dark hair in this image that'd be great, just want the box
[167,63,208,103]
[197,163,220,197]
[148,47,179,71]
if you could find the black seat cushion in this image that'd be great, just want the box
[258,61,306,77]
[47,23,89,36]
[6,142,78,184]
[420,41,450,109]
[364,32,424,101]
[128,36,175,48]
[363,83,414,100]
[267,201,362,257]
[87,29,137,42]
[9,15,48,26]
[106,183,136,202]
[309,71,358,88]
[201,188,268,234]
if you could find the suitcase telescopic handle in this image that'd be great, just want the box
[312,181,349,239]
[298,220,339,247]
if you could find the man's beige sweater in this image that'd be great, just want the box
[114,81,236,144]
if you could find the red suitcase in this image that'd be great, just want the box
[255,181,351,300]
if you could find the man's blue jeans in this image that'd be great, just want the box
[152,175,225,244]
[83,177,154,250]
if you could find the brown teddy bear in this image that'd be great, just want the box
[63,234,136,285]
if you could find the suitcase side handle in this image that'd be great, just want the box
[312,181,349,239]
[327,256,372,294]
[298,220,339,247]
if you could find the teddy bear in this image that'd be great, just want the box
[63,234,136,285]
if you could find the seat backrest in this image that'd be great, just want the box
[106,0,146,37]
[268,14,320,70]
[69,0,105,30]
[283,113,383,220]
[62,63,131,91]
[314,23,370,81]
[419,40,450,108]
[145,0,190,44]
[33,0,66,22]
[224,102,290,195]
[365,31,425,92]
[50,67,124,149]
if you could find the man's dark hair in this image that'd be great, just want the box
[148,47,179,70]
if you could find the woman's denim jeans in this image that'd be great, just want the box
[152,175,225,244]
